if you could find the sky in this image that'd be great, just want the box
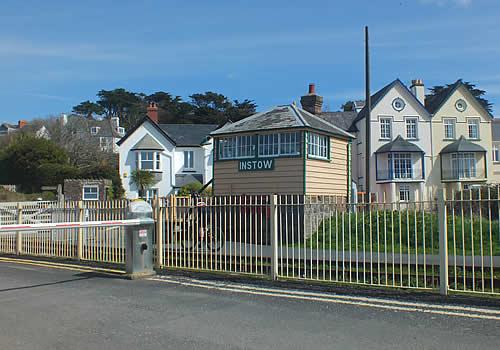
[1,0,499,123]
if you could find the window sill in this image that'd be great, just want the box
[307,155,330,162]
[379,138,392,141]
[182,169,196,173]
[468,138,481,141]
[443,138,456,141]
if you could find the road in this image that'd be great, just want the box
[0,259,499,350]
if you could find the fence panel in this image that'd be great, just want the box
[446,188,500,295]
[161,195,271,276]
[276,195,439,290]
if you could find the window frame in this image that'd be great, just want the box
[399,184,410,202]
[90,126,100,135]
[379,117,392,140]
[451,152,477,179]
[307,132,329,160]
[493,144,500,163]
[82,185,99,201]
[467,118,480,140]
[258,132,301,158]
[405,117,418,140]
[218,135,255,160]
[443,118,456,140]
[136,151,161,171]
[183,150,195,170]
[389,153,413,179]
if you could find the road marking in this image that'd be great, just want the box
[150,276,500,321]
[0,257,124,276]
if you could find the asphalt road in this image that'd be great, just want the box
[0,260,499,350]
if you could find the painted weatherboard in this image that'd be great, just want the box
[213,157,304,195]
[306,137,349,196]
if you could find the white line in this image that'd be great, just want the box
[158,276,500,316]
[149,277,500,321]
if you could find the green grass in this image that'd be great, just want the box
[305,210,500,256]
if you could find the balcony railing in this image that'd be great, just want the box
[441,168,486,181]
[376,168,423,181]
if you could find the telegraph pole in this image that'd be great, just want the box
[364,26,371,199]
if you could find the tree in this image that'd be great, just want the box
[72,100,104,119]
[189,92,256,124]
[426,80,493,113]
[130,170,156,197]
[96,89,146,129]
[0,135,76,192]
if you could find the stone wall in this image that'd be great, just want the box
[63,179,112,201]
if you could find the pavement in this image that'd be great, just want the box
[0,258,499,350]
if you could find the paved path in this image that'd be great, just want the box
[0,259,499,350]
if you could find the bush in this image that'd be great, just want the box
[41,191,57,201]
[178,183,212,196]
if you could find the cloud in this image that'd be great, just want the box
[0,38,132,62]
[418,0,472,7]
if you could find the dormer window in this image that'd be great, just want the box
[117,127,125,135]
[90,126,100,135]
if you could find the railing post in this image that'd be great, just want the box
[16,203,22,255]
[437,189,448,296]
[77,201,84,261]
[155,197,164,269]
[270,194,278,280]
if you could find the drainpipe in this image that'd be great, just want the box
[429,115,435,199]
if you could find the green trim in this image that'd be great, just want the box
[327,136,331,161]
[303,130,308,194]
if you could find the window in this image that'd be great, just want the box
[184,150,194,169]
[451,153,476,179]
[468,119,480,139]
[443,118,456,139]
[380,118,392,140]
[137,151,160,171]
[117,127,125,135]
[90,126,100,135]
[493,145,500,162]
[82,185,99,201]
[399,185,410,202]
[141,188,158,200]
[405,118,418,139]
[389,153,412,179]
[258,132,301,157]
[100,137,113,151]
[307,133,329,159]
[219,135,254,159]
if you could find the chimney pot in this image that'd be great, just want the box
[308,83,316,95]
[18,120,28,129]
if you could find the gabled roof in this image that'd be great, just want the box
[66,115,124,138]
[440,136,486,154]
[353,79,430,130]
[375,135,424,154]
[425,80,494,118]
[492,119,500,141]
[159,124,218,146]
[131,134,164,151]
[210,104,354,139]
[116,116,218,147]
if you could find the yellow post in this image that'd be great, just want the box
[155,196,164,269]
[77,201,84,261]
[16,203,22,255]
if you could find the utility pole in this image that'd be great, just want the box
[364,26,371,199]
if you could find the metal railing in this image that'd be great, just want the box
[0,200,129,264]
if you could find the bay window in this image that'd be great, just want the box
[389,153,412,179]
[136,151,161,171]
[452,153,476,178]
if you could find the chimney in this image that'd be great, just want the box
[410,79,425,105]
[147,102,159,123]
[110,116,119,130]
[60,113,68,126]
[300,83,323,114]
[18,120,28,129]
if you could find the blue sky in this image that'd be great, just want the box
[1,0,499,123]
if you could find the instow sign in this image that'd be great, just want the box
[238,159,274,171]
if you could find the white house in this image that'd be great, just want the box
[117,103,218,199]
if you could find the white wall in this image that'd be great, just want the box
[119,122,175,199]
[118,121,215,199]
[353,82,432,200]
